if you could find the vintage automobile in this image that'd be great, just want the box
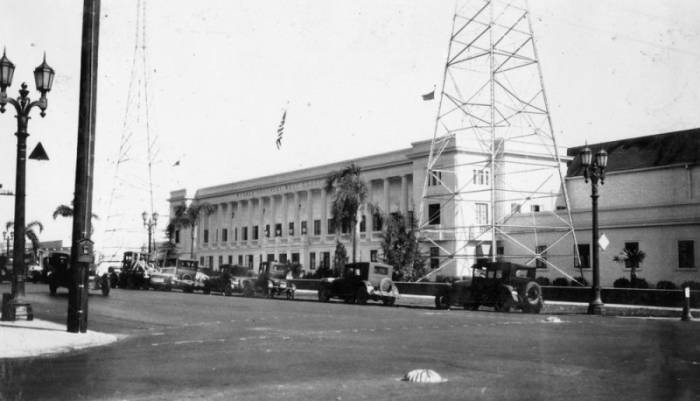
[46,251,110,296]
[241,261,296,299]
[317,262,399,305]
[433,261,544,313]
[107,265,122,288]
[202,264,256,295]
[117,251,152,290]
[149,258,199,292]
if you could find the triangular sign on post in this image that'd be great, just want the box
[28,142,49,161]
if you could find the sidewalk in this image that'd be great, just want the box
[0,318,118,359]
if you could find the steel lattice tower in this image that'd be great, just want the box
[419,0,580,280]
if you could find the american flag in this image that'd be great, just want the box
[276,110,287,149]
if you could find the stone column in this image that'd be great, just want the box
[306,189,313,235]
[282,193,289,238]
[293,192,300,237]
[400,175,408,214]
[258,197,264,240]
[321,187,327,236]
[383,178,390,214]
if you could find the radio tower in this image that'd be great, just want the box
[419,0,580,280]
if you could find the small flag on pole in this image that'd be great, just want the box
[172,160,180,167]
[422,90,435,101]
[276,109,287,149]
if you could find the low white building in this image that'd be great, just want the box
[506,129,700,287]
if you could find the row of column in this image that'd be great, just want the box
[199,175,411,248]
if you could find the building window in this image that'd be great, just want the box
[175,229,180,244]
[234,227,238,241]
[575,244,591,268]
[222,229,228,242]
[203,229,209,244]
[623,242,640,268]
[228,255,233,264]
[301,221,307,235]
[289,222,295,236]
[473,169,490,185]
[267,254,275,263]
[536,245,548,269]
[429,170,442,186]
[430,247,439,269]
[530,205,541,213]
[407,211,415,228]
[309,252,316,270]
[252,225,259,240]
[200,256,204,266]
[341,220,350,234]
[292,253,299,263]
[327,219,335,234]
[372,213,383,231]
[360,215,366,232]
[475,203,488,226]
[247,255,254,268]
[218,255,223,268]
[370,250,378,262]
[313,220,321,236]
[238,255,243,265]
[679,240,695,268]
[279,253,287,264]
[215,229,219,243]
[208,256,214,268]
[242,227,248,241]
[265,224,270,238]
[275,223,282,237]
[322,252,330,268]
[428,203,441,225]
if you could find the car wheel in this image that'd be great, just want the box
[434,295,450,310]
[224,288,232,297]
[286,290,294,300]
[495,294,513,313]
[355,288,368,305]
[203,288,211,295]
[243,283,254,297]
[383,298,395,306]
[318,287,331,302]
[101,276,110,296]
[521,281,543,313]
[49,281,57,296]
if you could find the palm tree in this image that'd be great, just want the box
[613,246,647,285]
[52,202,99,220]
[325,164,368,263]
[170,202,215,258]
[5,220,43,261]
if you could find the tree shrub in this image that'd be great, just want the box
[681,281,700,290]
[535,277,551,286]
[631,277,649,289]
[613,277,631,288]
[571,276,588,286]
[552,277,569,286]
[656,280,677,290]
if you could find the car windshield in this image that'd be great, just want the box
[515,269,529,278]
[373,266,389,276]
[161,267,176,275]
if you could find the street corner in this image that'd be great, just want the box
[0,318,119,359]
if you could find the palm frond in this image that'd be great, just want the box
[53,204,74,220]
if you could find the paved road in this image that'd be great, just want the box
[1,283,699,401]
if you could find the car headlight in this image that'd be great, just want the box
[267,281,273,288]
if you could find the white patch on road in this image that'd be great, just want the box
[542,316,564,324]
[150,332,165,336]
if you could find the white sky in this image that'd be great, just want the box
[0,0,699,248]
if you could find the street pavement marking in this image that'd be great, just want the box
[150,332,165,336]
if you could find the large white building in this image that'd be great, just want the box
[169,129,699,287]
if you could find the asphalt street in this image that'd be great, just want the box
[1,283,699,401]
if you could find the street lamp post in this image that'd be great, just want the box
[0,49,55,321]
[142,211,158,259]
[580,146,608,315]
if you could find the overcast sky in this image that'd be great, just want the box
[0,0,699,249]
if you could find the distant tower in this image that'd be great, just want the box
[97,0,161,260]
[419,0,580,279]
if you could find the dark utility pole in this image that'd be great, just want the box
[67,0,100,333]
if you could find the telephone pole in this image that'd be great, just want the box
[67,0,100,333]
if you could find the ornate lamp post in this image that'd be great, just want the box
[580,146,608,315]
[142,211,158,258]
[0,49,54,321]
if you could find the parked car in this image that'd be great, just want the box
[27,263,43,283]
[434,261,543,313]
[46,251,109,296]
[149,258,199,292]
[241,261,295,299]
[202,265,255,295]
[107,265,122,288]
[117,251,152,289]
[317,262,399,305]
